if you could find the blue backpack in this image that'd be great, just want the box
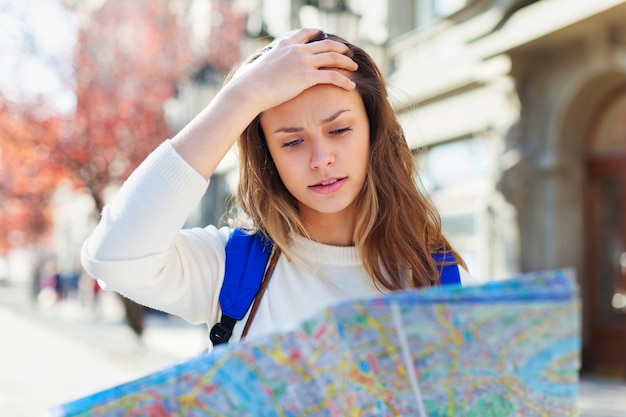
[209,228,461,345]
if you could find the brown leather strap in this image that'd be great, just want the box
[241,247,281,340]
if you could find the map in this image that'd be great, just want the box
[52,268,580,416]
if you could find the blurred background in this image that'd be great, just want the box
[1,0,626,415]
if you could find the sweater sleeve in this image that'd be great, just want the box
[81,140,230,325]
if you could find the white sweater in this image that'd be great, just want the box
[81,141,474,346]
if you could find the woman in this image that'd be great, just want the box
[81,28,473,347]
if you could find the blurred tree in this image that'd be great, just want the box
[61,0,193,213]
[0,97,70,253]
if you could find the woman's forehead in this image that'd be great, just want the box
[260,85,365,127]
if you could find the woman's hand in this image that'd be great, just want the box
[226,28,359,113]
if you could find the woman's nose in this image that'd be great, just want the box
[310,138,335,169]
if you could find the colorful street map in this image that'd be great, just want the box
[53,268,580,416]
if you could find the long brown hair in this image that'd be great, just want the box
[231,32,465,289]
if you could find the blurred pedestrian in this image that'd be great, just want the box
[119,295,145,342]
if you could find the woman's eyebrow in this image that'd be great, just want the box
[274,126,303,134]
[321,109,350,124]
[273,109,351,134]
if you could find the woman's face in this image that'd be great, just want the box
[260,84,370,224]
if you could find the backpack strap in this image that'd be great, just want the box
[431,252,461,285]
[209,228,273,346]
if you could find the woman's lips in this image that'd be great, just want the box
[309,177,347,194]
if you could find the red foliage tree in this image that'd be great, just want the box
[0,97,69,253]
[61,0,193,213]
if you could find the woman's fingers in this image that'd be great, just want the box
[316,69,357,90]
[309,50,358,72]
[305,38,353,57]
[278,28,354,61]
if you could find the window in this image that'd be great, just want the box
[415,136,518,280]
[417,137,489,193]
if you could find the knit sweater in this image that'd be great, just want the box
[81,140,475,346]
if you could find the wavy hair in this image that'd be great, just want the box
[230,32,465,289]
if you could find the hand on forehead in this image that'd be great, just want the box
[229,28,359,114]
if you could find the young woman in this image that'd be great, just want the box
[81,28,474,348]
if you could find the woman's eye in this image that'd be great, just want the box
[282,138,303,148]
[330,127,352,135]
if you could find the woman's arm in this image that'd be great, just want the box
[80,142,229,323]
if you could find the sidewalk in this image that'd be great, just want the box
[578,376,626,417]
[0,282,208,417]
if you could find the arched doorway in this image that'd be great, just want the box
[585,86,626,378]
